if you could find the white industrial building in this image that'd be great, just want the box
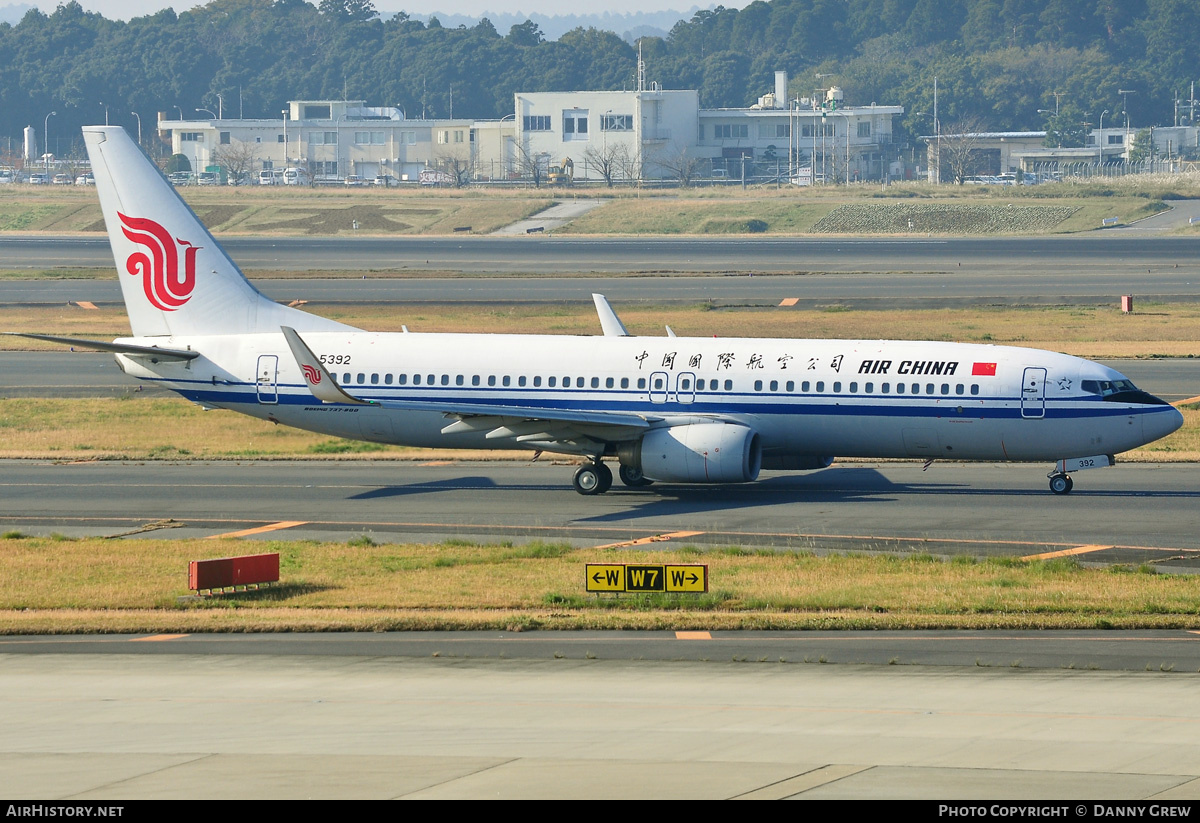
[159,71,904,185]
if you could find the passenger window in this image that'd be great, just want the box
[896,383,904,394]
[971,384,979,396]
[605,377,614,389]
[548,377,557,387]
[503,376,511,387]
[426,374,434,385]
[518,376,527,387]
[911,383,919,394]
[786,381,794,392]
[455,375,464,386]
[653,377,664,390]
[533,376,542,387]
[925,383,934,394]
[563,376,570,386]
[955,384,964,395]
[342,373,350,383]
[441,374,449,386]
[683,378,692,390]
[413,374,421,385]
[833,382,841,393]
[754,380,763,391]
[865,382,872,393]
[487,375,496,387]
[398,374,407,386]
[638,378,646,389]
[816,381,825,392]
[940,383,949,395]
[881,383,889,393]
[849,382,858,393]
[802,381,810,392]
[356,373,365,384]
[620,378,629,389]
[471,375,480,386]
[370,374,379,384]
[384,374,393,385]
[724,379,732,390]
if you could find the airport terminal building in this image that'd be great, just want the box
[160,71,903,185]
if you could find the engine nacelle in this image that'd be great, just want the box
[621,423,762,484]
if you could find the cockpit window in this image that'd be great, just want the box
[1081,379,1137,396]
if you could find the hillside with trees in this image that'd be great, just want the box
[2,0,1197,157]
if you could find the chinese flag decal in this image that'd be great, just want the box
[972,362,997,376]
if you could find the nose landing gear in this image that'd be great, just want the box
[1048,473,1074,495]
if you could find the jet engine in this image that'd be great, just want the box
[619,423,761,484]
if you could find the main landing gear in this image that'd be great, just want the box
[572,461,655,495]
[572,461,612,495]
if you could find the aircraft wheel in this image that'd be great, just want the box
[1049,474,1072,495]
[595,461,613,493]
[619,463,654,487]
[573,463,609,495]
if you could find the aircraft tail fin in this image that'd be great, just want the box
[83,126,355,337]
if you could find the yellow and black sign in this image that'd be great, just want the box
[586,563,708,593]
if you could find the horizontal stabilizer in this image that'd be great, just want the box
[5,332,199,361]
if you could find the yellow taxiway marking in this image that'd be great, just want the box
[1021,544,1113,561]
[74,301,98,310]
[420,461,455,466]
[779,297,800,307]
[207,520,308,539]
[592,531,705,550]
[130,634,188,642]
[675,631,712,640]
[1174,395,1200,407]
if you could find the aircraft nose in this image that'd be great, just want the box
[1143,405,1184,444]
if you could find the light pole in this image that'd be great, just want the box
[174,105,183,121]
[1098,109,1108,170]
[99,101,109,125]
[195,108,216,120]
[130,111,142,147]
[281,109,288,170]
[44,111,56,178]
[216,93,224,120]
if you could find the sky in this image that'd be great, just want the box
[12,0,739,19]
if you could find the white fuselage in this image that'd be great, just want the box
[115,331,1183,464]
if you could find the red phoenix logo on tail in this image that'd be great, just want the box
[301,364,322,384]
[118,213,200,311]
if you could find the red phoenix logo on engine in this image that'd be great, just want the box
[301,365,322,384]
[118,213,200,311]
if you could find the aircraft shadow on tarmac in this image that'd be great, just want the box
[344,467,1200,519]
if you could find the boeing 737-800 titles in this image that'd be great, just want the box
[11,127,1184,495]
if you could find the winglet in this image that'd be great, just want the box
[592,293,629,337]
[280,326,372,405]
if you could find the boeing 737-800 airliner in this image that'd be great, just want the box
[12,127,1184,495]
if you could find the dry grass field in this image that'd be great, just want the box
[1,536,1197,633]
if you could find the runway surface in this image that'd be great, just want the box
[5,234,1200,307]
[3,459,1198,571]
[2,639,1199,799]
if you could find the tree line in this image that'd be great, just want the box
[2,0,1198,159]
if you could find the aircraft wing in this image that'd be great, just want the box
[282,325,655,449]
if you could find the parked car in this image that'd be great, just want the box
[196,171,218,186]
[52,173,72,185]
[344,174,366,187]
[0,170,14,184]
[167,171,191,186]
[74,173,94,185]
[373,174,396,187]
